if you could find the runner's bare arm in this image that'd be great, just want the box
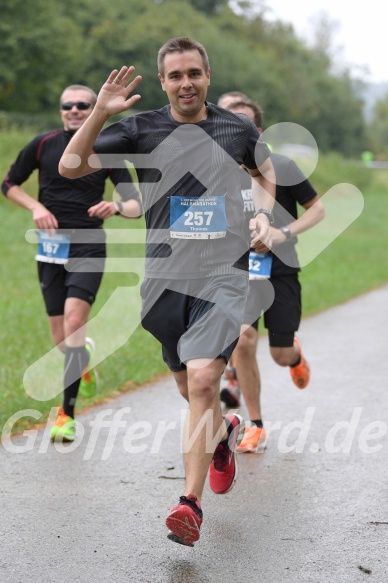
[59,67,142,179]
[6,185,58,234]
[248,158,276,251]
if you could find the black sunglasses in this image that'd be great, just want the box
[61,101,92,111]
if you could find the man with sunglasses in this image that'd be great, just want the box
[2,84,142,442]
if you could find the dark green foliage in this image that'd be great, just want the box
[187,0,227,13]
[367,95,388,159]
[0,0,368,155]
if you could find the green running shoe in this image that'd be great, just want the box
[79,337,99,398]
[50,407,75,442]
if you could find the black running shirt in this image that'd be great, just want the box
[240,153,317,276]
[2,129,140,229]
[94,103,271,279]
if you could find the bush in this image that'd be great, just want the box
[0,110,59,133]
[311,152,373,194]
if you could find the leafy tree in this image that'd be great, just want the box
[229,9,367,155]
[187,0,227,13]
[154,0,227,14]
[0,0,369,155]
[368,96,388,159]
[0,0,85,112]
[82,0,217,110]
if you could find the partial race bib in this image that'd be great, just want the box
[36,231,70,264]
[249,250,273,279]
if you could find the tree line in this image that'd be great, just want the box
[0,0,383,156]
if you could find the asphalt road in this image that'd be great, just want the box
[1,285,388,583]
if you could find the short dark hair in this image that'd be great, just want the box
[217,91,249,107]
[157,37,210,76]
[226,100,263,128]
[60,84,97,106]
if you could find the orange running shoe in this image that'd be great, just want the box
[290,337,310,389]
[237,425,267,453]
[50,407,75,442]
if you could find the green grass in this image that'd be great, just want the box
[0,129,387,436]
[300,157,388,315]
[0,130,169,436]
[0,206,170,436]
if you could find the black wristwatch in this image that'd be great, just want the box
[114,200,124,215]
[253,208,274,224]
[280,225,291,240]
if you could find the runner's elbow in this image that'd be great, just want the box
[58,158,86,179]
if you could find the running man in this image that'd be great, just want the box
[59,38,276,545]
[2,84,142,442]
[220,96,325,452]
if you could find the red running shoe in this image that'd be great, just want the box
[209,413,245,494]
[166,495,203,547]
[220,379,241,408]
[220,366,241,408]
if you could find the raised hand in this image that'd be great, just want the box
[95,66,143,117]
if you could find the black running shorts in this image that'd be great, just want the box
[37,235,106,316]
[243,274,301,347]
